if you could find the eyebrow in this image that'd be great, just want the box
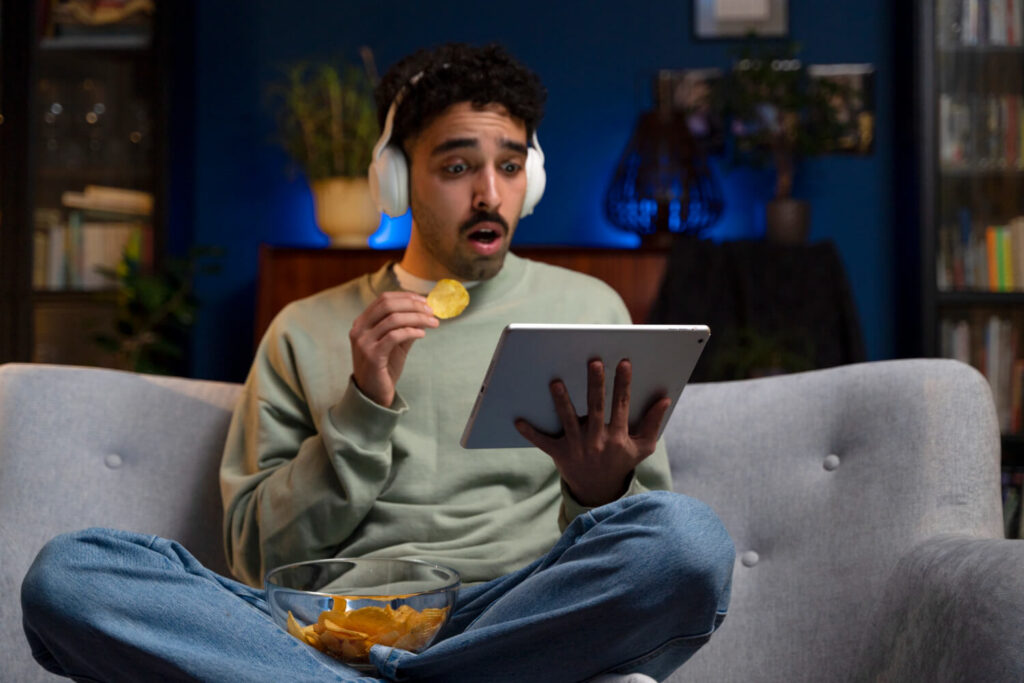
[430,138,529,156]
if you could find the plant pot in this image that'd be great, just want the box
[765,198,810,245]
[310,177,381,247]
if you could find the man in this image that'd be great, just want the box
[22,43,733,682]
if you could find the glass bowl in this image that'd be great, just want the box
[265,558,460,671]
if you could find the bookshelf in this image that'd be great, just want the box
[920,1,1024,530]
[0,1,172,368]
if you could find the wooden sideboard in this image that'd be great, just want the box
[256,245,670,347]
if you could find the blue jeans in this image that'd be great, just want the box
[22,491,734,682]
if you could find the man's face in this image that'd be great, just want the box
[401,101,529,282]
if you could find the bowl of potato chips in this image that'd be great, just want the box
[265,558,460,671]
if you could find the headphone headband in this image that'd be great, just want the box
[371,71,422,165]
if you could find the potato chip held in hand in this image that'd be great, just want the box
[426,279,470,319]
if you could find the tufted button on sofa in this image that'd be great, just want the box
[1,359,1023,681]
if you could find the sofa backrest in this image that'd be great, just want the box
[0,359,1003,682]
[0,364,241,683]
[661,358,1002,682]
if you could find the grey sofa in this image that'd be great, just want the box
[1,359,1023,682]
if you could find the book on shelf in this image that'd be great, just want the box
[987,225,999,289]
[939,94,1024,171]
[32,187,154,291]
[80,222,145,289]
[942,312,1023,432]
[37,220,149,291]
[32,209,62,289]
[940,0,1024,47]
[937,213,1024,291]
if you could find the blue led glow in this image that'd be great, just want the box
[368,211,412,249]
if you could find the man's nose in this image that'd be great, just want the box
[472,166,501,211]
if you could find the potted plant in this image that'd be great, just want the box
[710,326,816,380]
[715,41,848,243]
[269,49,380,246]
[95,243,223,375]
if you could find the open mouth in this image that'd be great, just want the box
[466,225,503,245]
[468,229,500,244]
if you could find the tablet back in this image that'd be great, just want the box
[460,324,709,449]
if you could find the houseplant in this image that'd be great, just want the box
[709,326,816,380]
[715,41,848,243]
[94,243,223,376]
[269,49,380,245]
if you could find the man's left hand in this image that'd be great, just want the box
[515,358,671,508]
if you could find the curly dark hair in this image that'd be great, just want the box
[374,43,547,155]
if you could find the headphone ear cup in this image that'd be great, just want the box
[520,147,546,218]
[368,144,409,217]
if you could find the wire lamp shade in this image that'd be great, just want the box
[604,108,723,241]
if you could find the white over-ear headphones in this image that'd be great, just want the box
[368,71,546,219]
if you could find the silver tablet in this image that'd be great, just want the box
[460,324,710,449]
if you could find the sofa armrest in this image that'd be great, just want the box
[863,534,1024,681]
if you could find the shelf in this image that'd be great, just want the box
[1,1,171,367]
[32,289,118,301]
[938,45,1024,55]
[39,34,151,52]
[937,291,1024,306]
[940,167,1024,179]
[38,166,153,182]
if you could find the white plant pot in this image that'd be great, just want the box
[310,177,381,247]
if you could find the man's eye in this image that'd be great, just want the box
[502,162,522,174]
[444,163,468,175]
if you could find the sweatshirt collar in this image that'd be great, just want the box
[392,263,480,295]
[369,252,527,313]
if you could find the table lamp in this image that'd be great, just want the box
[604,76,724,245]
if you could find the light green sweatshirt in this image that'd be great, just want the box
[220,253,673,587]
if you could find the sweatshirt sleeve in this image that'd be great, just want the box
[220,314,404,586]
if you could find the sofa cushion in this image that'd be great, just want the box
[660,358,1002,682]
[0,364,241,683]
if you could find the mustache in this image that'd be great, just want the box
[459,211,509,235]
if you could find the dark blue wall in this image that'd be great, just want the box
[190,0,893,382]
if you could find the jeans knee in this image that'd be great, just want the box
[22,528,128,625]
[623,492,735,622]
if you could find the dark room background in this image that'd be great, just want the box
[177,0,894,382]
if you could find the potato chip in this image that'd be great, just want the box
[285,600,449,665]
[342,606,394,634]
[305,631,324,650]
[286,611,305,640]
[367,628,402,647]
[426,279,469,319]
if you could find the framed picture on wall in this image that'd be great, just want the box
[693,0,788,39]
[808,63,876,155]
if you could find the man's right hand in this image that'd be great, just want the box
[349,292,439,407]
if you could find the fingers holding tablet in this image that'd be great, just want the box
[515,357,672,507]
